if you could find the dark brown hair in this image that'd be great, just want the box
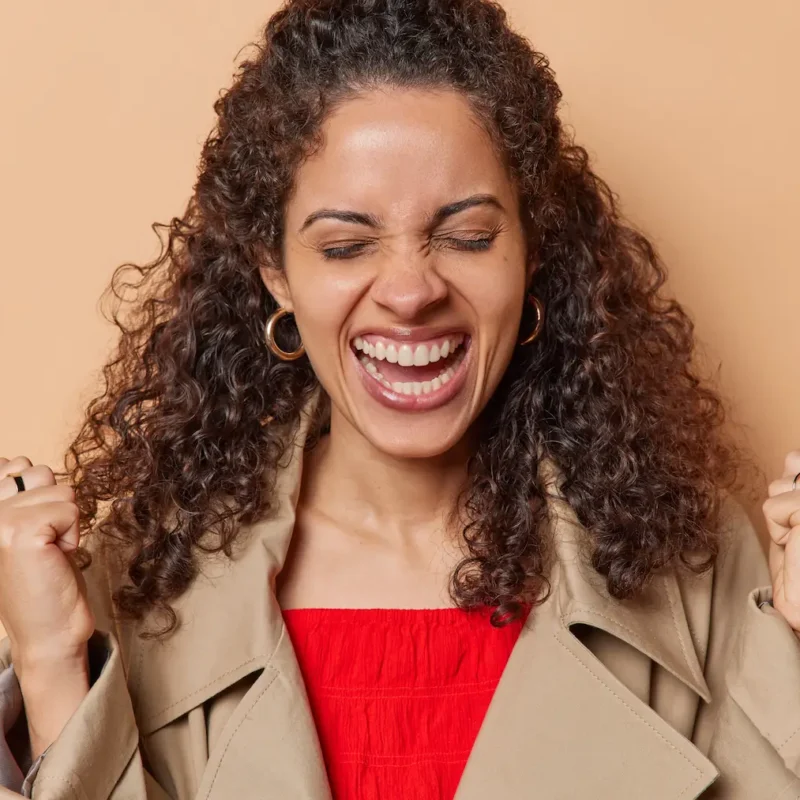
[61,0,761,635]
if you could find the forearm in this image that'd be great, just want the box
[15,647,90,761]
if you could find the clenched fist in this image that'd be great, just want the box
[763,449,800,635]
[0,456,94,759]
[0,456,94,665]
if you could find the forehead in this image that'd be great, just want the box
[286,87,514,224]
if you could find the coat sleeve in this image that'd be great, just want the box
[0,541,173,800]
[697,493,800,798]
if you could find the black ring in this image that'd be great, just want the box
[12,475,25,492]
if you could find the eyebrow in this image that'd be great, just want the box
[297,193,506,234]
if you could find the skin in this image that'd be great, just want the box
[0,87,797,760]
[264,88,531,461]
[262,88,532,609]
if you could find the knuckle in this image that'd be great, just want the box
[32,464,57,485]
[57,484,76,503]
[784,450,800,469]
[766,480,782,499]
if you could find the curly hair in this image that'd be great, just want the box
[60,0,762,636]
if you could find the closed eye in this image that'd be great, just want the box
[321,242,370,260]
[437,235,495,252]
[321,233,497,260]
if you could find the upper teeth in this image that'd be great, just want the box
[352,335,464,367]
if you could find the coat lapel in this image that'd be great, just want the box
[453,460,720,799]
[130,415,308,734]
[452,605,719,799]
[128,404,721,798]
[129,402,332,798]
[198,630,332,800]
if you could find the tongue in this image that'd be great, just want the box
[377,352,456,383]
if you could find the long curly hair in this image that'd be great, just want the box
[61,0,762,636]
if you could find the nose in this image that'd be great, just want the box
[369,259,448,321]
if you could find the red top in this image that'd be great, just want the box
[282,605,529,800]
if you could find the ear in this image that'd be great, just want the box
[259,265,294,311]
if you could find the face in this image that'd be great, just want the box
[262,87,532,459]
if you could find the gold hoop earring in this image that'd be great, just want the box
[264,307,305,361]
[519,295,544,345]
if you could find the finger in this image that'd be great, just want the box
[783,527,800,613]
[782,449,800,480]
[0,456,34,482]
[5,484,76,509]
[762,491,800,546]
[769,474,800,497]
[0,501,80,550]
[54,529,81,553]
[55,536,81,552]
[0,464,57,502]
[35,501,81,552]
[769,537,783,585]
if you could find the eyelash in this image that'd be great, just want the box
[320,234,497,261]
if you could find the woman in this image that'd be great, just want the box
[0,0,798,797]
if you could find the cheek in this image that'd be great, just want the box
[289,272,365,364]
[465,263,527,342]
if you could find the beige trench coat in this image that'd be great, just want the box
[2,414,800,799]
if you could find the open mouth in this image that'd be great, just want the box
[350,332,472,410]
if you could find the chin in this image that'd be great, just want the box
[357,414,472,460]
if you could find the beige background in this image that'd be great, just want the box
[1,1,797,542]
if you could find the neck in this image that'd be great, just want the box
[302,407,474,540]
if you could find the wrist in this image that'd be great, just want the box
[14,644,89,694]
[12,639,88,675]
[16,652,90,761]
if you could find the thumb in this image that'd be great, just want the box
[20,502,81,552]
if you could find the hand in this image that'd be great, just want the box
[0,456,95,758]
[763,450,800,633]
[0,456,94,669]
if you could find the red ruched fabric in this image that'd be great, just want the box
[282,605,529,800]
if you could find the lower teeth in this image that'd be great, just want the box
[360,353,465,396]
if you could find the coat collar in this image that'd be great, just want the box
[128,399,719,797]
[129,402,314,734]
[538,458,712,703]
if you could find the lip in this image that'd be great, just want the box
[350,336,473,412]
[350,325,470,344]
